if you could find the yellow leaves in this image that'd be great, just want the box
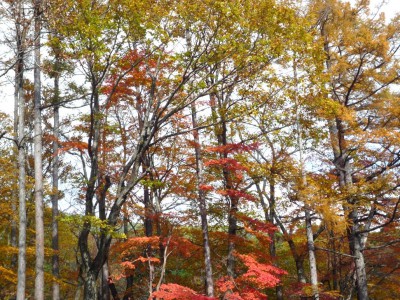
[0,266,17,284]
[301,174,346,234]
[59,215,125,238]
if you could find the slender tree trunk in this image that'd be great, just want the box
[122,201,134,300]
[11,44,20,270]
[226,194,238,278]
[305,208,319,299]
[33,0,44,298]
[16,1,27,297]
[79,86,101,299]
[52,54,61,300]
[295,60,319,299]
[330,230,338,291]
[16,53,27,300]
[144,178,155,297]
[191,101,214,297]
[101,264,110,300]
[257,180,307,286]
[215,107,238,279]
[268,181,283,300]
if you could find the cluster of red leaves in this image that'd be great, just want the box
[238,215,277,235]
[204,158,248,172]
[215,254,287,300]
[215,277,269,300]
[101,50,150,107]
[111,236,160,258]
[235,253,287,289]
[150,283,216,300]
[199,184,214,191]
[166,236,200,258]
[217,189,256,201]
[59,140,88,152]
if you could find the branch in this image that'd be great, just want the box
[365,239,400,250]
[313,224,326,241]
[315,246,356,258]
[357,197,400,235]
[155,236,172,292]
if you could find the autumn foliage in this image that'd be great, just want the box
[0,0,399,300]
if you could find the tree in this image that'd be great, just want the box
[33,0,45,298]
[310,0,400,298]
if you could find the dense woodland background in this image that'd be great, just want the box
[0,0,399,299]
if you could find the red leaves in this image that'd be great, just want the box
[238,215,277,235]
[111,236,160,259]
[59,140,88,152]
[150,284,216,300]
[204,158,248,172]
[120,261,136,270]
[215,254,286,299]
[199,184,214,191]
[217,189,256,201]
[235,253,287,289]
[215,276,235,293]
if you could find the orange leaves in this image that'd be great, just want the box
[120,261,136,270]
[111,236,160,258]
[151,283,216,300]
[204,158,248,172]
[217,189,256,201]
[235,253,287,289]
[199,184,213,191]
[238,215,277,235]
[120,256,161,273]
[59,140,88,152]
[0,266,17,284]
[214,254,286,300]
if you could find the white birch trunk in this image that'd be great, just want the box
[33,0,44,298]
[295,61,319,299]
[191,101,214,297]
[15,0,27,298]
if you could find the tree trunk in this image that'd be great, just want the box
[33,0,45,298]
[305,208,319,299]
[11,33,20,271]
[191,101,214,297]
[268,181,283,300]
[295,59,319,299]
[52,57,61,300]
[15,0,27,297]
[84,271,99,300]
[16,50,27,300]
[347,211,368,300]
[101,264,110,300]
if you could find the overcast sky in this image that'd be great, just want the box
[369,0,399,20]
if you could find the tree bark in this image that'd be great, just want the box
[33,0,45,298]
[294,58,319,299]
[52,55,61,300]
[100,264,110,300]
[191,101,214,297]
[267,181,283,300]
[15,0,27,297]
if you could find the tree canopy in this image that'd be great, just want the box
[0,0,399,299]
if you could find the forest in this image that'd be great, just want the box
[0,0,399,299]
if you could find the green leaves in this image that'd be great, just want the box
[60,215,126,238]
